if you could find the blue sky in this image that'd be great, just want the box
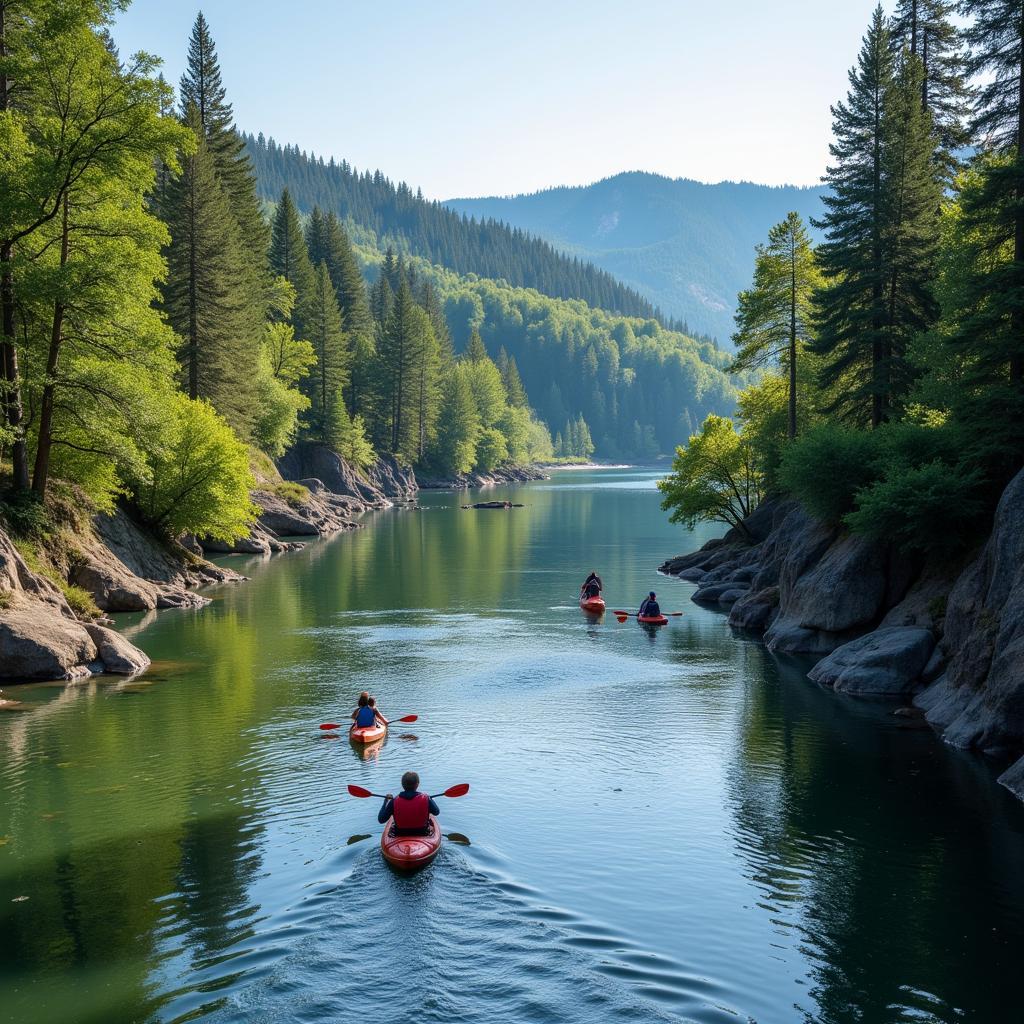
[112,0,880,200]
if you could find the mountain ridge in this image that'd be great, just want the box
[445,171,828,342]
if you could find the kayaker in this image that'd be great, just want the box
[582,570,603,599]
[638,591,661,617]
[368,695,389,727]
[351,692,385,730]
[378,771,440,836]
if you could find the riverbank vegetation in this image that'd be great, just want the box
[661,1,1024,555]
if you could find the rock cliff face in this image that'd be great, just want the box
[660,469,1024,802]
[277,444,417,507]
[417,465,547,489]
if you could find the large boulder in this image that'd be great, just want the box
[84,623,150,675]
[807,626,935,696]
[728,586,779,631]
[0,607,96,681]
[0,529,70,613]
[366,454,418,500]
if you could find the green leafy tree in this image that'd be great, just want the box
[658,415,763,536]
[329,401,375,470]
[731,212,820,439]
[475,427,509,471]
[464,355,506,428]
[130,391,257,542]
[253,320,315,456]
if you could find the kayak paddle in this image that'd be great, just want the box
[347,783,470,799]
[612,610,684,622]
[320,714,418,731]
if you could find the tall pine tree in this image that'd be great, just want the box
[301,262,348,444]
[160,107,261,438]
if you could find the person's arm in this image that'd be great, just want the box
[378,795,395,824]
[375,709,390,726]
[427,796,441,816]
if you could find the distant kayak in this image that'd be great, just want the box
[638,614,669,626]
[579,594,606,614]
[350,723,387,744]
[381,814,441,869]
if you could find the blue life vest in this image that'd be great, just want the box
[355,705,376,727]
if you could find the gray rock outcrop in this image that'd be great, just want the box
[660,467,1024,802]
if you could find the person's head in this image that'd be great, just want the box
[649,591,656,599]
[357,692,369,707]
[368,696,376,707]
[401,771,419,792]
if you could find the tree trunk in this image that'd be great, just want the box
[0,5,29,489]
[33,199,71,497]
[788,236,798,440]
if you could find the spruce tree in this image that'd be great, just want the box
[465,328,489,362]
[960,0,1024,388]
[302,262,348,443]
[160,107,261,438]
[890,0,969,162]
[731,212,820,438]
[269,188,315,306]
[501,352,529,408]
[178,12,268,254]
[880,50,943,414]
[813,7,896,426]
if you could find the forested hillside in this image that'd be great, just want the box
[447,173,827,343]
[245,135,663,322]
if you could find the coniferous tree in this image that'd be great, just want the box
[497,348,529,407]
[178,12,267,253]
[160,108,261,438]
[890,0,969,163]
[465,328,488,362]
[731,213,820,439]
[329,401,375,470]
[376,280,431,460]
[813,8,897,426]
[959,0,1024,389]
[269,188,315,317]
[431,363,479,474]
[302,262,348,443]
[880,50,943,414]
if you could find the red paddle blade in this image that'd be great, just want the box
[396,714,418,723]
[442,783,470,798]
[615,615,629,622]
[347,784,374,798]
[320,723,342,730]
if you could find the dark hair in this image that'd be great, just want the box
[649,591,656,598]
[401,771,419,791]
[357,693,368,707]
[368,696,376,706]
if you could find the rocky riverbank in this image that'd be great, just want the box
[417,464,548,489]
[660,469,1024,802]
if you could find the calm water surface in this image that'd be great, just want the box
[2,468,1023,1024]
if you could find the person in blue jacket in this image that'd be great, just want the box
[638,592,661,617]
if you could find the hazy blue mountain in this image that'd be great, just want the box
[446,172,828,343]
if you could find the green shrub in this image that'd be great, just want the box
[269,482,309,507]
[61,584,100,620]
[0,489,51,541]
[844,460,985,553]
[0,590,11,610]
[778,424,882,523]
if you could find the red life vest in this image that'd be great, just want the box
[391,792,429,830]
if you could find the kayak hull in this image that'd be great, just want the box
[579,595,606,614]
[638,614,669,626]
[381,814,441,870]
[350,723,387,744]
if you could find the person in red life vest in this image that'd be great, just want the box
[378,771,440,836]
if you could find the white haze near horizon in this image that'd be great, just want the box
[112,0,880,200]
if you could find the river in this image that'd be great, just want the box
[2,468,1023,1024]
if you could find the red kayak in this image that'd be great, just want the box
[350,723,387,744]
[638,614,669,626]
[579,594,606,614]
[380,814,441,870]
